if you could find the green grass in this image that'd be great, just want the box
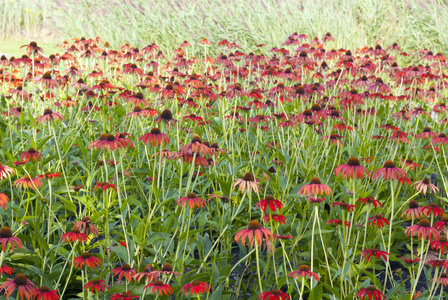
[2,0,448,55]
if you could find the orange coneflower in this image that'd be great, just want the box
[287,265,319,281]
[334,157,368,179]
[0,273,37,300]
[416,127,437,139]
[73,253,102,269]
[134,264,157,283]
[20,41,43,55]
[298,177,332,196]
[177,193,206,209]
[0,163,14,181]
[35,109,64,123]
[432,133,448,145]
[233,172,262,195]
[14,176,42,190]
[144,281,173,296]
[432,273,448,287]
[235,220,274,249]
[61,228,89,243]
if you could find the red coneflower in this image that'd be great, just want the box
[177,193,206,209]
[258,290,290,300]
[21,148,42,162]
[74,216,99,236]
[84,279,108,293]
[181,281,210,295]
[334,157,369,179]
[371,160,407,181]
[93,182,117,192]
[368,214,390,229]
[327,219,350,228]
[233,172,262,195]
[110,291,139,300]
[421,203,444,218]
[111,264,136,282]
[34,286,60,300]
[0,163,14,180]
[357,286,385,300]
[256,196,283,213]
[357,197,382,208]
[145,281,173,296]
[35,109,64,123]
[287,265,319,281]
[73,253,102,269]
[274,234,294,240]
[413,178,439,195]
[298,177,332,196]
[401,158,420,170]
[134,264,157,282]
[434,217,448,231]
[156,109,177,124]
[405,219,440,241]
[235,220,274,249]
[0,264,14,275]
[332,202,357,212]
[14,176,42,190]
[0,226,22,252]
[402,200,423,220]
[426,259,448,269]
[0,273,37,300]
[400,256,420,265]
[61,228,89,243]
[263,214,286,224]
[361,248,389,262]
[139,128,169,147]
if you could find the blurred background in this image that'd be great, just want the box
[1,0,448,56]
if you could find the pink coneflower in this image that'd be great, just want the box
[361,248,389,262]
[139,128,169,147]
[416,127,437,139]
[179,135,212,156]
[405,219,440,241]
[287,265,319,281]
[371,160,407,181]
[35,109,64,123]
[432,133,448,145]
[0,227,22,252]
[298,177,332,196]
[0,163,14,181]
[414,178,439,195]
[0,273,37,300]
[432,273,448,286]
[234,172,262,195]
[334,157,369,179]
[402,200,423,220]
[74,216,99,236]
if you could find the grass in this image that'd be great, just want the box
[2,0,448,56]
